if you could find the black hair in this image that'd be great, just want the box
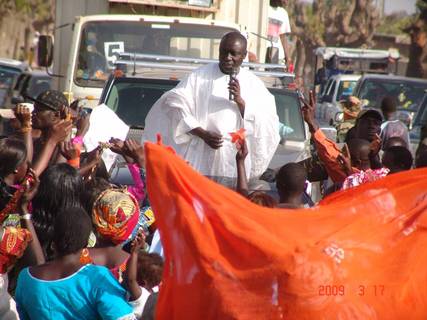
[32,164,84,259]
[0,138,27,211]
[383,136,407,150]
[416,144,427,168]
[0,138,27,178]
[276,162,307,195]
[383,146,413,173]
[347,138,371,157]
[81,177,111,215]
[137,252,164,290]
[247,191,278,208]
[381,96,397,114]
[270,0,283,8]
[53,207,92,257]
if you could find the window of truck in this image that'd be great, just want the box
[104,78,178,127]
[358,79,427,111]
[75,21,236,88]
[337,80,357,101]
[0,66,20,106]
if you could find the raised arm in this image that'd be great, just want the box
[14,105,33,164]
[123,230,146,301]
[236,139,249,197]
[18,169,45,265]
[301,91,350,183]
[32,120,72,177]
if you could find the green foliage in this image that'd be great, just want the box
[377,14,415,35]
[418,0,427,21]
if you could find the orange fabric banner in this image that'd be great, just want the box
[145,141,427,320]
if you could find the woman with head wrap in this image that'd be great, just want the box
[86,188,142,281]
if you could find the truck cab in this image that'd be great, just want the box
[38,14,242,109]
[316,73,360,126]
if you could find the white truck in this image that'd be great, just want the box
[37,0,243,108]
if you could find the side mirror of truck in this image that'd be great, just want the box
[37,35,54,67]
[335,111,344,124]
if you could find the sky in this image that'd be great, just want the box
[384,0,417,15]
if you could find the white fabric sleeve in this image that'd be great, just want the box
[127,287,151,320]
[280,9,291,34]
[169,105,201,145]
[165,72,202,145]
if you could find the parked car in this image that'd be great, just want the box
[11,70,52,105]
[353,74,427,128]
[0,58,28,108]
[316,74,360,126]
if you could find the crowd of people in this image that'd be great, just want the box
[0,89,162,319]
[0,23,426,320]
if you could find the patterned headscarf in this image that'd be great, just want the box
[0,227,32,274]
[92,189,140,244]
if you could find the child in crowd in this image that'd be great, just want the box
[380,96,410,150]
[124,231,163,319]
[382,146,413,174]
[276,162,307,208]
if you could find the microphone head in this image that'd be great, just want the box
[230,67,238,79]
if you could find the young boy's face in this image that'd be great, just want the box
[351,148,371,171]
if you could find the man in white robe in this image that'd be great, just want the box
[144,32,279,186]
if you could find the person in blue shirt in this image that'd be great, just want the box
[15,206,135,320]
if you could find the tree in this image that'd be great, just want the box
[406,0,427,78]
[0,0,54,60]
[287,0,380,86]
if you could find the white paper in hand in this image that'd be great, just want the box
[83,104,129,170]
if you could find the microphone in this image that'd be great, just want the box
[229,68,237,101]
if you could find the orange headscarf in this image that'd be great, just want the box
[145,141,427,320]
[92,189,140,244]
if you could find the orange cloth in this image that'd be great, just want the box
[145,140,427,320]
[312,129,359,183]
[0,227,32,273]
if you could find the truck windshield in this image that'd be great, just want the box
[105,78,178,127]
[75,21,236,88]
[358,78,427,111]
[0,65,21,107]
[337,80,357,100]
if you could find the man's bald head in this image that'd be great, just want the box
[220,32,248,50]
[218,32,247,74]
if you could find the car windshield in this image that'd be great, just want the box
[105,79,305,142]
[271,89,306,142]
[337,80,357,100]
[0,65,21,106]
[358,78,427,111]
[75,21,237,88]
[105,78,178,127]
